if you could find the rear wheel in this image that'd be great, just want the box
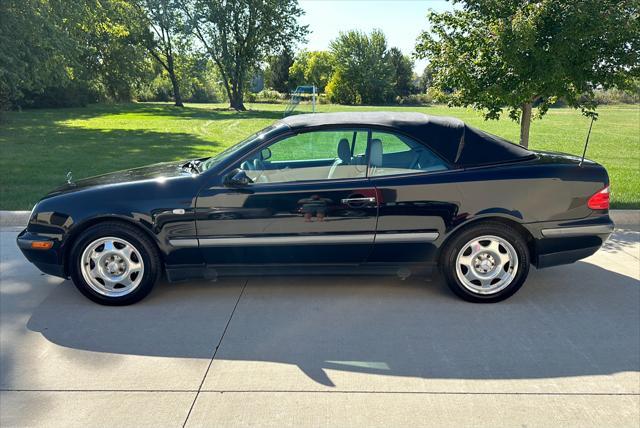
[441,222,530,303]
[69,222,161,305]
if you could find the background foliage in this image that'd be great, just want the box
[415,0,640,146]
[0,0,151,109]
[1,0,637,112]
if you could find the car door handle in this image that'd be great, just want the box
[341,197,377,204]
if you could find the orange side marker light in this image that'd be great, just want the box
[31,241,53,250]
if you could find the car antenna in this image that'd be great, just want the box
[579,117,595,167]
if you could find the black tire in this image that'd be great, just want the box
[69,222,161,305]
[440,221,530,303]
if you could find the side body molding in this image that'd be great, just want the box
[169,232,440,248]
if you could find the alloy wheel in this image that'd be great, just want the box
[455,235,518,295]
[80,236,145,297]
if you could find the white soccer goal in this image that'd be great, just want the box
[283,85,317,117]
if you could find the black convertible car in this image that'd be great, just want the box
[18,112,614,305]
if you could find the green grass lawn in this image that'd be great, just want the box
[0,102,638,210]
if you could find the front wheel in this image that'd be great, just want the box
[441,222,530,303]
[69,222,161,305]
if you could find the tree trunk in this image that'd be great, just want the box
[229,81,246,111]
[519,102,532,148]
[169,73,184,107]
[229,92,246,111]
[167,55,183,107]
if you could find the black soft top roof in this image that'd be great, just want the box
[279,112,534,167]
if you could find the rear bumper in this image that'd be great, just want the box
[531,219,614,269]
[16,229,67,279]
[536,245,602,268]
[540,223,614,237]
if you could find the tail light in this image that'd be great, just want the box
[587,185,610,210]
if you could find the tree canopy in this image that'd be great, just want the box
[265,49,295,93]
[1,0,148,108]
[327,29,395,104]
[183,0,308,110]
[288,50,335,93]
[415,0,640,147]
[388,47,414,98]
[3,0,637,115]
[136,0,190,107]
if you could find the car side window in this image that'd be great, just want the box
[352,131,368,161]
[236,130,368,184]
[368,131,448,177]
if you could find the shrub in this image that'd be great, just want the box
[325,71,357,105]
[135,72,226,104]
[317,94,330,104]
[17,83,100,108]
[544,88,639,108]
[252,90,289,103]
[593,88,639,105]
[187,80,225,103]
[135,76,171,102]
[395,93,433,105]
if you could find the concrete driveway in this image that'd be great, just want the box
[1,227,639,427]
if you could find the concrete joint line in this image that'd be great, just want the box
[181,279,248,428]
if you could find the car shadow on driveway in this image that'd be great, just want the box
[25,259,640,387]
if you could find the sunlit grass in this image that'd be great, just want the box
[0,102,638,209]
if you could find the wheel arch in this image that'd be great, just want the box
[439,215,537,266]
[62,216,162,277]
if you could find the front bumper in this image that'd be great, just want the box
[16,229,67,278]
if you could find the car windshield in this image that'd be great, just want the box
[201,124,281,171]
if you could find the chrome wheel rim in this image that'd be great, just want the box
[455,235,518,295]
[80,237,144,297]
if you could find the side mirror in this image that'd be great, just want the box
[260,148,272,160]
[224,168,253,187]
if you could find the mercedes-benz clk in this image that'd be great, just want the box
[18,112,614,305]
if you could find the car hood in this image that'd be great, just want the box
[47,161,193,196]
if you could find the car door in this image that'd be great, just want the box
[195,128,378,265]
[366,129,462,264]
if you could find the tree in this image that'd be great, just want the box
[288,50,334,93]
[388,47,414,97]
[0,0,150,109]
[80,1,151,102]
[265,49,295,93]
[327,29,394,104]
[136,0,188,107]
[415,0,640,148]
[182,0,308,110]
[0,0,92,109]
[418,65,433,93]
